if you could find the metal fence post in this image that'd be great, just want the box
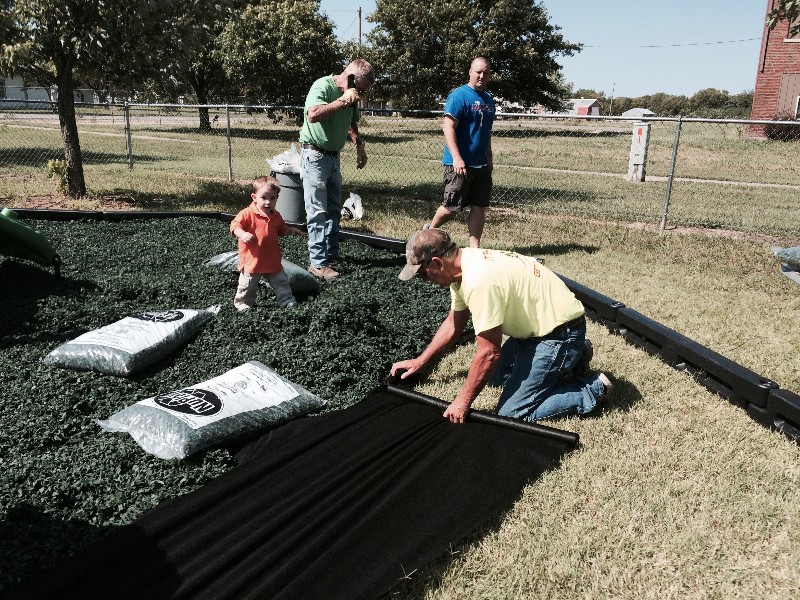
[226,105,233,182]
[124,102,134,170]
[659,116,682,232]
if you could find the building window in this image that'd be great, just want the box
[796,96,800,120]
[778,74,800,118]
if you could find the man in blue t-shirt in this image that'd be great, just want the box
[426,57,495,248]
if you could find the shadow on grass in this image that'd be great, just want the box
[492,127,629,139]
[0,147,165,169]
[569,375,643,424]
[0,146,64,167]
[514,243,601,257]
[102,179,249,212]
[141,126,419,147]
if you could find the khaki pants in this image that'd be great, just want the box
[234,271,296,311]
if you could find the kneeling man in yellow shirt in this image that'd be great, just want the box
[391,228,612,423]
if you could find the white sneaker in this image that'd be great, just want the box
[598,373,613,396]
[422,223,431,230]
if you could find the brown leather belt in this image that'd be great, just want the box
[301,142,338,156]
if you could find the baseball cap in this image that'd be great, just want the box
[398,228,457,280]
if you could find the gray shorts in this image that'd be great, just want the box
[442,165,492,211]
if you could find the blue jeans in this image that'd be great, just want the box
[301,147,341,268]
[492,319,605,421]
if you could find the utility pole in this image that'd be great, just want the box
[358,6,362,52]
[609,82,615,115]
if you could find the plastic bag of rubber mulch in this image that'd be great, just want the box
[97,360,326,460]
[772,246,800,285]
[44,305,221,376]
[204,252,320,297]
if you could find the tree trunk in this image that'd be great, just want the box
[56,58,87,197]
[192,71,212,133]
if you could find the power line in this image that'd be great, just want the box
[583,37,761,49]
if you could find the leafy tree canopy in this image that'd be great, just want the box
[366,0,579,110]
[216,0,343,106]
[0,0,215,196]
[768,0,800,37]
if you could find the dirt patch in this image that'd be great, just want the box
[16,194,138,211]
[487,206,799,247]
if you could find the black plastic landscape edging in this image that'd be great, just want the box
[615,307,779,410]
[8,209,799,445]
[558,275,625,328]
[12,208,225,221]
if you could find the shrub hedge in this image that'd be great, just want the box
[0,217,450,590]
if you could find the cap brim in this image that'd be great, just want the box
[398,263,422,281]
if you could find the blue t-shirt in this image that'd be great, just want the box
[442,84,495,167]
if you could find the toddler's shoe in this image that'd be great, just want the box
[285,302,298,309]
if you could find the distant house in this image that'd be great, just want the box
[750,4,800,131]
[533,98,602,117]
[0,75,53,106]
[0,74,100,108]
[570,98,602,116]
[494,97,526,113]
[621,107,656,119]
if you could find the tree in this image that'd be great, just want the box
[768,0,800,37]
[148,0,250,132]
[366,0,579,110]
[216,0,343,106]
[0,1,205,197]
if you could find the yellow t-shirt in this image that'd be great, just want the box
[450,248,584,338]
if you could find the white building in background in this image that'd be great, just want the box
[621,107,657,119]
[532,98,603,116]
[0,74,100,108]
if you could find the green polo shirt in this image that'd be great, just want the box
[299,75,359,152]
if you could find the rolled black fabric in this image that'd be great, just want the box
[385,383,580,447]
[13,387,575,600]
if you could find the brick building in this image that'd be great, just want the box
[751,1,800,127]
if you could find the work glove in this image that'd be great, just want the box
[356,143,367,169]
[338,88,361,107]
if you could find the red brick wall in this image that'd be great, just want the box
[751,2,800,122]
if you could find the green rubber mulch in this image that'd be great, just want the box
[0,217,451,591]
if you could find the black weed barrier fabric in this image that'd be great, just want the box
[10,387,575,600]
[0,217,450,591]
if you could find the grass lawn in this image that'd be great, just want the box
[1,195,799,598]
[2,109,800,597]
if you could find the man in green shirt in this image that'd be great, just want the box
[391,228,612,423]
[299,59,374,280]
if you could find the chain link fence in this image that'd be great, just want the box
[1,100,799,236]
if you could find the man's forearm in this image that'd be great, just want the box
[418,314,460,364]
[453,333,501,407]
[443,119,462,164]
[307,101,347,123]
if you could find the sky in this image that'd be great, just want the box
[318,0,768,99]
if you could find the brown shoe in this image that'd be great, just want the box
[307,264,340,280]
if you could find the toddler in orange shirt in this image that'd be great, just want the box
[230,176,305,311]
